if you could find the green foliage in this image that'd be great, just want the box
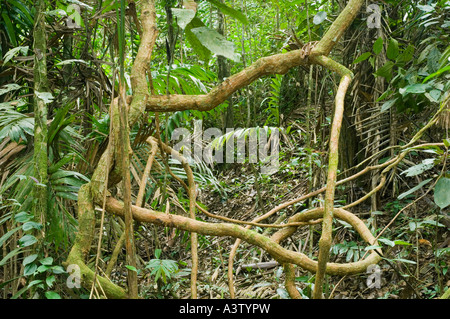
[262,74,282,126]
[191,27,241,62]
[331,241,362,263]
[376,1,450,114]
[171,8,196,30]
[434,177,450,209]
[185,17,212,62]
[0,0,34,52]
[145,249,179,285]
[0,100,34,142]
[19,253,65,299]
[0,208,65,299]
[1,46,29,65]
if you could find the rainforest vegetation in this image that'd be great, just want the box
[0,0,449,299]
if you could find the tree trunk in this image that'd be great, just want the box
[32,0,49,240]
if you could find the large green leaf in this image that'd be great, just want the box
[380,98,397,113]
[434,177,450,209]
[397,45,415,63]
[171,8,195,29]
[401,158,435,177]
[185,18,211,62]
[373,37,383,55]
[2,46,29,65]
[353,52,371,64]
[374,61,394,81]
[23,254,38,266]
[19,234,37,247]
[0,84,21,96]
[45,291,62,299]
[427,47,441,73]
[398,178,432,200]
[387,38,399,60]
[191,27,240,62]
[24,263,37,276]
[399,83,429,95]
[2,12,17,46]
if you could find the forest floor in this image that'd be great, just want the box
[181,163,450,299]
[113,128,450,300]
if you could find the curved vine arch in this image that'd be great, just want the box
[65,0,397,299]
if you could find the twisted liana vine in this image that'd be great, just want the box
[65,0,444,299]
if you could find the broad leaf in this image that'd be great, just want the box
[171,8,196,29]
[185,18,211,62]
[22,221,43,231]
[125,265,138,272]
[378,238,395,247]
[45,291,62,299]
[400,83,429,95]
[40,257,54,266]
[380,98,397,113]
[401,158,434,177]
[397,45,415,63]
[19,234,37,247]
[374,61,394,81]
[191,27,240,62]
[0,84,22,96]
[35,91,55,104]
[23,254,38,266]
[425,89,442,102]
[387,38,399,60]
[373,37,383,55]
[3,46,29,65]
[398,178,432,200]
[14,211,32,223]
[353,52,371,64]
[46,275,56,288]
[417,4,435,12]
[24,263,37,276]
[434,177,450,209]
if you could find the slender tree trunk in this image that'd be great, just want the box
[32,0,48,239]
[118,0,138,298]
[119,90,138,298]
